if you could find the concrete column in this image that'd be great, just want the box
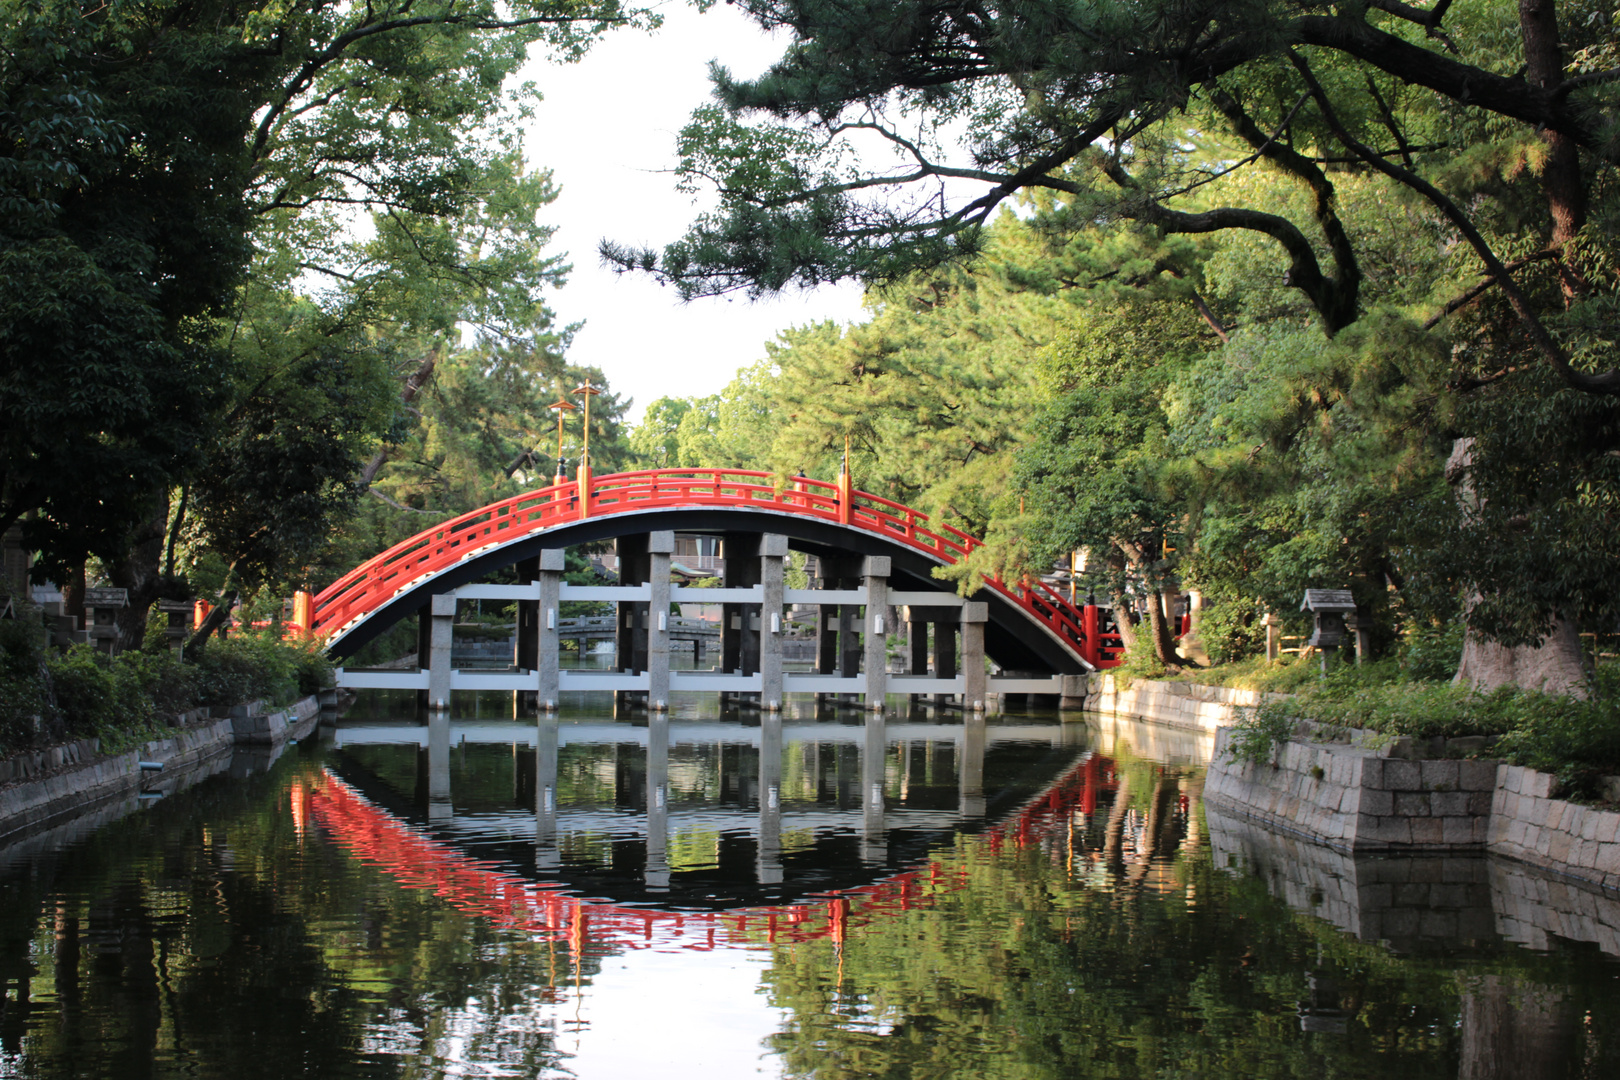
[1060,674,1088,710]
[862,556,889,710]
[535,715,559,869]
[647,530,673,710]
[645,716,670,892]
[1264,612,1282,662]
[760,534,787,710]
[960,713,986,818]
[962,601,987,712]
[427,710,452,820]
[757,713,783,885]
[427,593,456,711]
[537,548,565,711]
[861,713,887,864]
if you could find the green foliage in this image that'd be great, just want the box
[1397,622,1467,682]
[194,632,332,707]
[1226,705,1297,766]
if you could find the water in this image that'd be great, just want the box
[1,693,1618,1078]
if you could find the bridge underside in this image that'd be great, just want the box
[327,506,1086,677]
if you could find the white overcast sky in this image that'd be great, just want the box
[518,2,870,423]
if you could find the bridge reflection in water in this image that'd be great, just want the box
[310,706,1202,954]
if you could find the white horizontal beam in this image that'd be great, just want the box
[453,583,541,601]
[888,591,963,608]
[669,672,764,692]
[670,585,764,602]
[782,674,866,693]
[560,585,650,602]
[784,588,865,605]
[335,669,430,690]
[987,676,1065,694]
[449,671,539,691]
[558,672,649,691]
[887,675,966,694]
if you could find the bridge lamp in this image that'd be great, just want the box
[573,378,602,465]
[547,399,579,482]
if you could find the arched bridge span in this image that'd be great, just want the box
[314,469,1118,678]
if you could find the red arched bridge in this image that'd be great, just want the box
[311,468,1122,677]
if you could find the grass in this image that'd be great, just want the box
[1216,653,1620,802]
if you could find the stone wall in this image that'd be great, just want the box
[0,694,322,847]
[1205,726,1499,852]
[1087,674,1272,732]
[1205,726,1620,890]
[1488,765,1620,892]
[1208,805,1620,958]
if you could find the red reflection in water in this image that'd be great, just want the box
[304,753,1115,955]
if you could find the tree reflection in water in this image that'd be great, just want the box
[0,709,1616,1079]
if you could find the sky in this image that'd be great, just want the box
[517,3,870,423]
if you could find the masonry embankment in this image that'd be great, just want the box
[1084,674,1275,732]
[0,693,324,849]
[1205,726,1620,894]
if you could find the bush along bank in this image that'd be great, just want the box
[1224,662,1620,804]
[0,611,334,761]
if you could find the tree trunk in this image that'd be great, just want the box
[1447,438,1589,695]
[184,588,238,658]
[359,348,440,487]
[1518,0,1587,302]
[107,506,168,653]
[1109,584,1138,656]
[1145,589,1180,667]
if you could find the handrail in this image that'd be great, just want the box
[312,469,1112,667]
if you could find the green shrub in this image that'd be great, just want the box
[1397,621,1465,682]
[195,633,298,706]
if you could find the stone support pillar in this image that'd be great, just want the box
[961,601,987,712]
[537,548,565,711]
[760,534,787,710]
[862,556,889,710]
[427,593,456,711]
[757,713,783,885]
[861,713,886,865]
[645,716,670,891]
[647,531,673,710]
[535,715,559,869]
[427,710,452,820]
[959,713,986,818]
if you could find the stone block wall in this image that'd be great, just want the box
[1208,806,1497,947]
[1206,727,1499,852]
[1489,765,1620,892]
[1087,675,1273,732]
[1,693,324,847]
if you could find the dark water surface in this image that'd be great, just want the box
[2,693,1618,1079]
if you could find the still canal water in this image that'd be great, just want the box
[2,693,1618,1079]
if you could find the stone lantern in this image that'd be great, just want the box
[1299,589,1356,670]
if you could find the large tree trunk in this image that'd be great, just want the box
[1518,0,1588,303]
[107,506,168,652]
[1454,613,1589,696]
[1447,438,1589,695]
[1144,588,1180,667]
